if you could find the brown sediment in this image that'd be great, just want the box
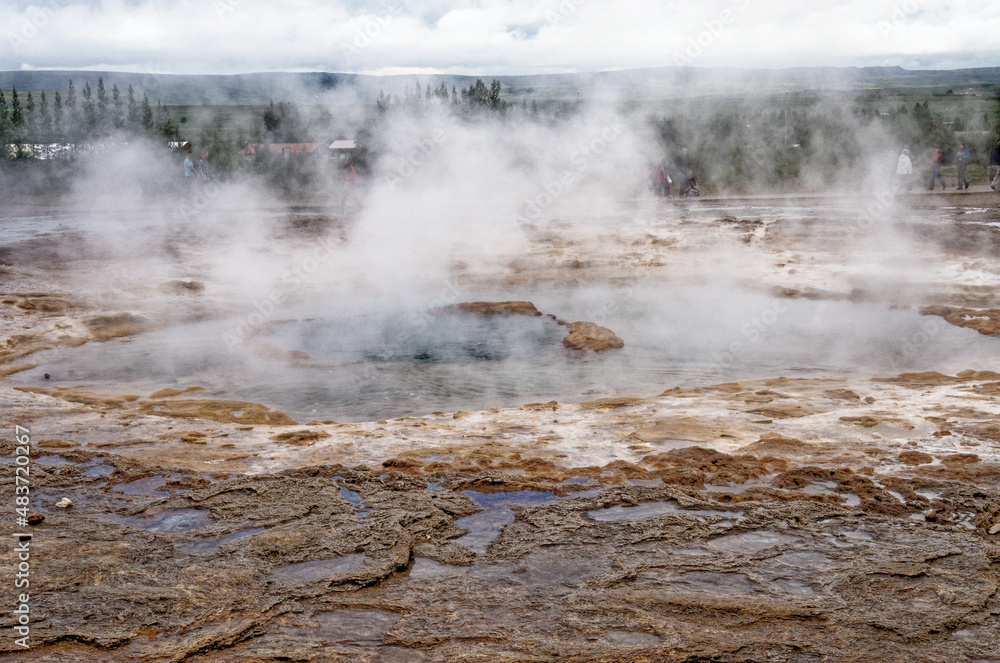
[898,451,934,465]
[6,293,76,312]
[271,429,332,446]
[0,362,36,377]
[147,386,205,399]
[15,386,144,407]
[446,300,543,316]
[81,312,153,340]
[921,304,1000,335]
[138,398,298,425]
[447,300,626,352]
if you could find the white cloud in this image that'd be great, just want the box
[1,0,998,74]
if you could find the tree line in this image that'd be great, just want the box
[0,77,180,152]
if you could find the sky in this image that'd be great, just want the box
[2,0,999,75]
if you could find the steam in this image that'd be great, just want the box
[2,73,991,421]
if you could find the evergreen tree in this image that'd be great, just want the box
[65,80,77,138]
[53,91,62,138]
[111,83,123,130]
[38,91,50,140]
[66,80,76,113]
[81,81,95,133]
[126,84,139,131]
[0,89,7,145]
[96,77,107,130]
[141,93,153,131]
[10,88,23,127]
[25,92,35,138]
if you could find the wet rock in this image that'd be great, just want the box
[899,451,934,466]
[920,305,1000,335]
[447,301,543,316]
[27,513,44,525]
[560,320,624,352]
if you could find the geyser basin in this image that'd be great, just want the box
[16,285,999,422]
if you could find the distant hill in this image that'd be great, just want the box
[1,66,998,105]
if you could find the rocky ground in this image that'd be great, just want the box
[1,196,1000,662]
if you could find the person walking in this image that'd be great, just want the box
[895,147,913,192]
[927,148,946,191]
[183,151,197,191]
[991,141,1000,191]
[198,151,212,182]
[955,143,970,190]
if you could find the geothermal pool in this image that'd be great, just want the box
[5,202,1000,422]
[12,286,998,422]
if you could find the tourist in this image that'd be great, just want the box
[927,148,946,191]
[183,151,196,186]
[198,151,212,182]
[991,141,1000,191]
[955,143,970,190]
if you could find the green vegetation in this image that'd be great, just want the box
[2,70,999,199]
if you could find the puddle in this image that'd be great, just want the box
[421,454,454,463]
[112,476,169,496]
[455,490,560,554]
[589,501,744,522]
[180,527,267,554]
[84,464,116,477]
[455,510,516,555]
[462,490,559,509]
[312,608,401,645]
[801,481,837,496]
[409,558,470,579]
[36,455,71,465]
[602,630,661,646]
[627,478,663,487]
[114,508,214,534]
[512,551,610,587]
[707,530,801,553]
[339,486,371,518]
[563,477,594,485]
[272,554,367,583]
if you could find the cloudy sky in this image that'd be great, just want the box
[2,0,998,75]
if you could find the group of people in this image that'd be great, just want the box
[651,148,699,198]
[895,142,977,192]
[183,150,212,184]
